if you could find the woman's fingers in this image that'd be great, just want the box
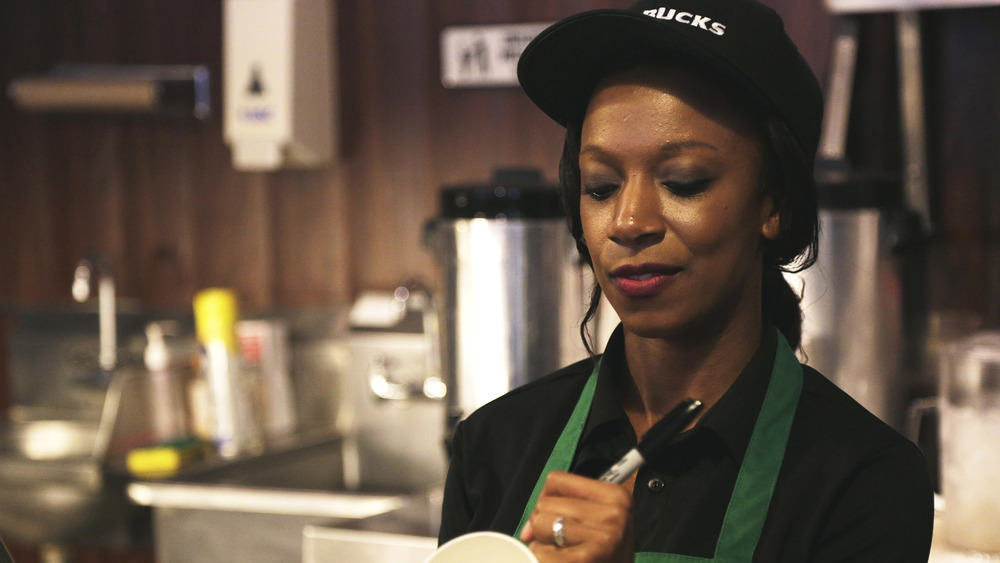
[521,519,535,542]
[523,470,634,562]
[533,496,628,539]
[528,513,630,563]
[529,512,577,548]
[535,471,632,530]
[529,508,628,548]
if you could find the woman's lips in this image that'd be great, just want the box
[610,264,681,297]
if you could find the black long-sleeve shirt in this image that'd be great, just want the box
[439,326,934,562]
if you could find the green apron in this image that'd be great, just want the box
[514,330,803,562]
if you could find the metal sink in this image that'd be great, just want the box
[0,420,139,545]
[128,433,419,517]
[126,331,450,562]
[303,490,442,563]
[0,308,182,547]
[127,433,444,563]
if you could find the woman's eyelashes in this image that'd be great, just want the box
[664,178,711,197]
[583,182,618,200]
[581,178,713,200]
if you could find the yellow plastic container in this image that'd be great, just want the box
[193,288,240,350]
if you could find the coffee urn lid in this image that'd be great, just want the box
[815,161,902,210]
[439,167,563,219]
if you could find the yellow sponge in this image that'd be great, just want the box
[126,437,208,479]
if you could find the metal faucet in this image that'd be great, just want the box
[72,256,116,372]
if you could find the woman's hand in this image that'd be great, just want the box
[520,470,634,562]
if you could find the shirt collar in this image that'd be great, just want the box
[580,324,778,466]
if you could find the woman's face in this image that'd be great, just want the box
[579,65,779,340]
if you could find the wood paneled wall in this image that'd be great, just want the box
[1,0,999,558]
[924,8,1000,315]
[0,0,836,314]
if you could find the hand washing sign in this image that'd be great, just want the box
[440,23,550,88]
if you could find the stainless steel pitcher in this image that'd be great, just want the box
[426,169,590,434]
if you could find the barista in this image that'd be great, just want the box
[438,0,935,561]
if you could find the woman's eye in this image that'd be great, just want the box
[664,179,711,197]
[582,183,618,200]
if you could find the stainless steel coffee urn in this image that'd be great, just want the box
[787,170,921,432]
[426,169,590,437]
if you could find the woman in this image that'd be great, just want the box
[438,0,935,561]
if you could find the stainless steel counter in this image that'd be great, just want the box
[302,492,441,563]
[127,432,444,563]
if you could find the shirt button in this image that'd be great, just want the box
[647,478,665,493]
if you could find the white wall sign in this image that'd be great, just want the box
[440,22,551,88]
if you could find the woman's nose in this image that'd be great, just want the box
[609,181,664,246]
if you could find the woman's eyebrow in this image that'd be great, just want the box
[579,145,611,158]
[580,139,719,158]
[660,140,719,153]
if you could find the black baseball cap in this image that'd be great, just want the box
[517,0,824,160]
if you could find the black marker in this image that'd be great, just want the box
[597,398,704,484]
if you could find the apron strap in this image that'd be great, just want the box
[710,331,802,562]
[513,361,601,540]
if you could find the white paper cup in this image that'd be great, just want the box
[425,531,538,563]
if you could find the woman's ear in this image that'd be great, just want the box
[761,210,780,241]
[760,192,781,241]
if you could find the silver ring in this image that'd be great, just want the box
[552,515,567,548]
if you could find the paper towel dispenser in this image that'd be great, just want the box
[223,0,337,171]
[7,64,210,118]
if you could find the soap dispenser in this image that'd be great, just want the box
[223,0,337,171]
